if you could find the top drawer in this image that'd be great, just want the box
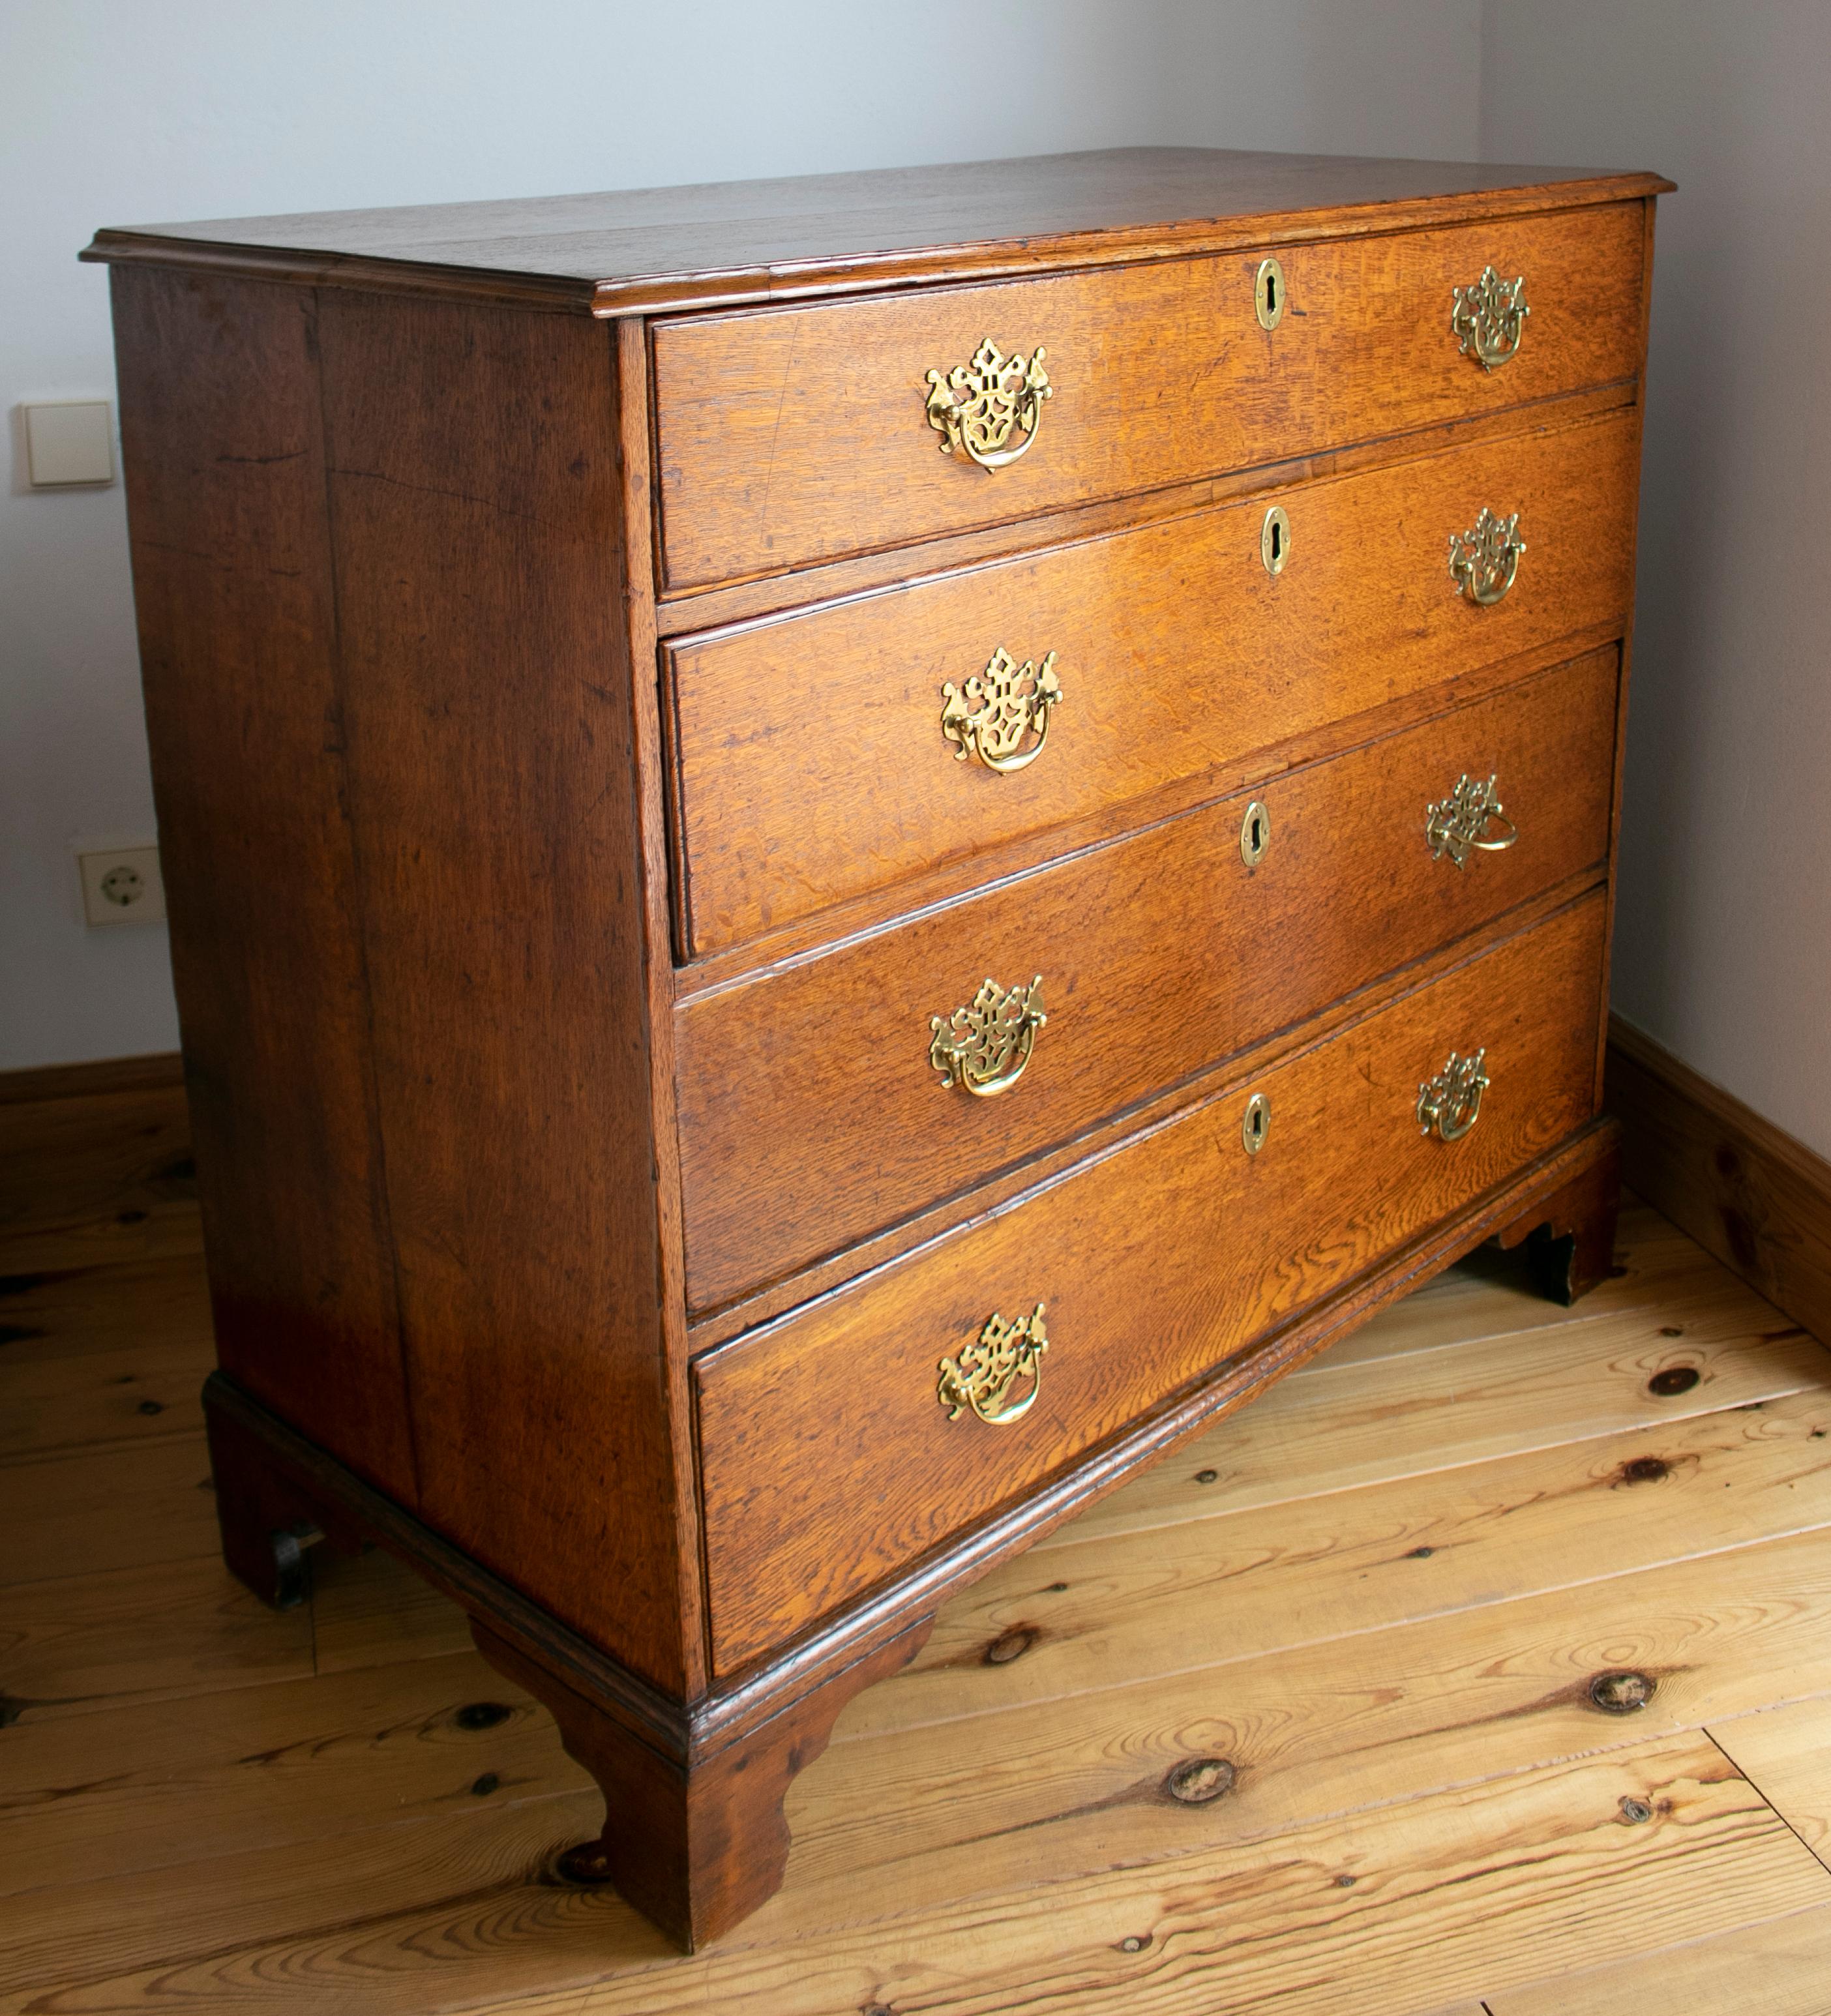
[651,201,1646,593]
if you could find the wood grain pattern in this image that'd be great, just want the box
[82,147,1670,318]
[1060,1286,1821,1549]
[272,1199,1806,1685]
[1487,1906,1831,2016]
[653,201,1646,590]
[0,1255,212,1459]
[0,1556,313,1725]
[85,155,1661,1955]
[0,1084,196,1275]
[2,1435,216,1588]
[653,381,1637,640]
[0,1792,606,2008]
[0,1052,181,1105]
[309,291,692,1693]
[696,897,1607,1672]
[677,649,1617,1310]
[16,1089,1831,2013]
[1710,1694,1831,1861]
[1607,1012,1831,1347]
[110,266,417,1496]
[0,1648,578,1897]
[787,1532,1831,1918]
[667,409,1640,953]
[436,1738,1820,2016]
[850,1383,1831,1738]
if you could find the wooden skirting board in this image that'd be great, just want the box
[1606,1011,1831,1346]
[0,1050,183,1105]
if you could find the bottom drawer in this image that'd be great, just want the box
[695,893,1607,1674]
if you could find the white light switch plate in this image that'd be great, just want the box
[25,401,115,486]
[78,844,166,926]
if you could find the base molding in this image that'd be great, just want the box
[1605,1013,1831,1344]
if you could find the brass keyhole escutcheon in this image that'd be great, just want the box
[1255,256,1287,332]
[1260,505,1290,577]
[1242,1092,1271,1155]
[1240,799,1270,867]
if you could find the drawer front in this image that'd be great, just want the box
[668,406,1641,956]
[695,893,1607,1672]
[653,201,1645,593]
[676,647,1616,1312]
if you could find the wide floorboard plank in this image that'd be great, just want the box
[786,1532,1831,1918]
[0,1087,199,1275]
[0,1650,590,1897]
[1071,1284,1824,1544]
[0,1435,217,1588]
[1708,1694,1831,1865]
[27,1736,1817,2016]
[1315,1196,1734,1371]
[861,1386,1831,1735]
[0,1791,604,2006]
[1485,1901,1831,2013]
[0,1554,312,1725]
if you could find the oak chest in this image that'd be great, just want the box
[87,145,1669,1950]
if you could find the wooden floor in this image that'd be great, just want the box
[6,1081,1831,2013]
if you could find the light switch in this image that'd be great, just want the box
[25,400,115,486]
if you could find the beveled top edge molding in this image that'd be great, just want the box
[81,150,1673,320]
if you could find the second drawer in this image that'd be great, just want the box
[676,645,1618,1312]
[666,405,1640,955]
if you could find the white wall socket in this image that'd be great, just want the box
[78,844,166,926]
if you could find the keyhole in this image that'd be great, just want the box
[1260,506,1290,576]
[1242,1093,1271,1155]
[1240,799,1270,866]
[1255,256,1287,332]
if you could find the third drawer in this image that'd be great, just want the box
[676,644,1618,1314]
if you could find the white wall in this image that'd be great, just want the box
[1,0,1488,1069]
[1483,0,1831,1159]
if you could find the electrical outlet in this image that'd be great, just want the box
[78,844,166,926]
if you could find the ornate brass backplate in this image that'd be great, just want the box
[925,338,1052,469]
[937,1303,1050,1425]
[1448,507,1525,605]
[1417,1048,1489,1142]
[929,975,1047,1097]
[1451,265,1530,370]
[1255,256,1287,332]
[941,647,1062,772]
[1425,772,1519,868]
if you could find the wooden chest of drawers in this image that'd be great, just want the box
[87,146,1669,1951]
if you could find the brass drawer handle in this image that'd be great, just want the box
[938,1304,1049,1425]
[1418,1048,1489,1142]
[942,647,1062,772]
[1451,265,1529,370]
[1449,508,1525,605]
[1425,773,1518,868]
[930,975,1046,1097]
[925,338,1051,469]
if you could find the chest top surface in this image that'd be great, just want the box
[82,145,1671,316]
